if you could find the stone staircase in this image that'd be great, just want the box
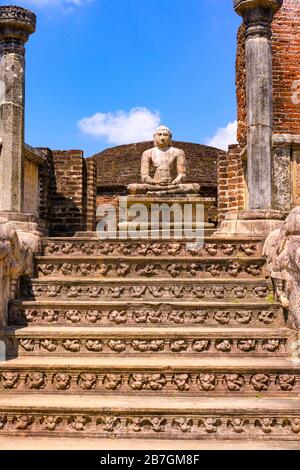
[0,235,300,447]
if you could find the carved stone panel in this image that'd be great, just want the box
[292,149,300,206]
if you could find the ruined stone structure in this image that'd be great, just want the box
[0,1,300,450]
[38,150,96,236]
[219,0,300,226]
[94,140,221,227]
[264,206,300,327]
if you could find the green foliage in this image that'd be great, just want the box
[267,293,275,304]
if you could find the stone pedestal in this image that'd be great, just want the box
[79,195,216,239]
[120,194,215,226]
[0,6,36,213]
[234,0,283,210]
[215,209,287,238]
[118,195,215,239]
[123,195,215,219]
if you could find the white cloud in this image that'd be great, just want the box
[78,107,161,145]
[206,120,238,150]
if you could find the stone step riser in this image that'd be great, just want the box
[21,279,274,302]
[0,411,299,440]
[5,336,291,357]
[3,234,295,445]
[42,239,264,259]
[8,304,284,328]
[0,370,299,396]
[35,258,266,280]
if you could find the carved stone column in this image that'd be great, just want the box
[234,0,283,210]
[0,6,36,213]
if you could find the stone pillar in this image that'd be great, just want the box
[233,0,283,210]
[0,6,36,213]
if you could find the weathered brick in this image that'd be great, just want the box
[237,0,300,144]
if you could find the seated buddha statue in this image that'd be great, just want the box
[127,126,200,196]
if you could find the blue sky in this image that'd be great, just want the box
[5,0,241,156]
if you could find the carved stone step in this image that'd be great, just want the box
[0,395,299,439]
[8,300,284,328]
[3,326,294,357]
[34,256,266,279]
[42,237,264,259]
[1,357,300,396]
[21,278,275,302]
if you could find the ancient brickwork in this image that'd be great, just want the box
[38,148,52,225]
[272,0,300,135]
[38,150,97,236]
[236,0,300,145]
[218,145,247,221]
[94,141,222,224]
[96,193,121,219]
[1,3,300,447]
[93,141,223,193]
[85,157,97,232]
[49,150,85,236]
[218,153,229,220]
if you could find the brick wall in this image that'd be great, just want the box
[38,140,221,234]
[93,141,223,191]
[50,150,85,236]
[272,0,300,135]
[218,145,247,222]
[236,0,300,145]
[38,148,52,224]
[93,141,222,223]
[96,193,125,213]
[38,150,97,236]
[85,157,97,232]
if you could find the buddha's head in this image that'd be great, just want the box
[153,125,172,149]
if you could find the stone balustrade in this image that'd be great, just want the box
[0,217,40,344]
[263,206,300,328]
